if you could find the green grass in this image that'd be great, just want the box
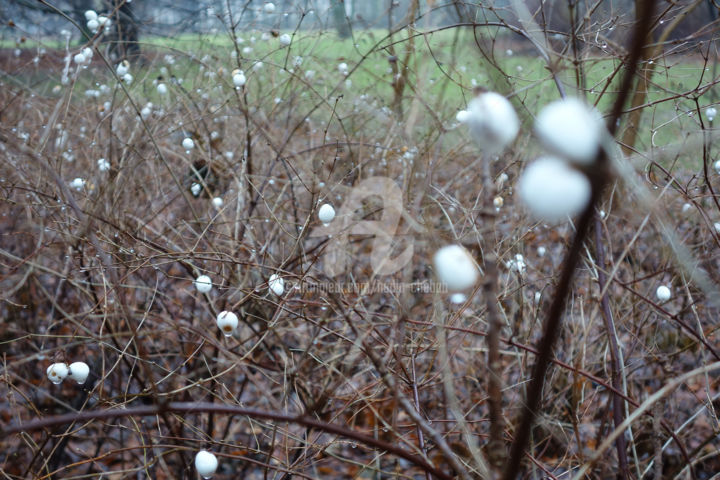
[3,26,713,160]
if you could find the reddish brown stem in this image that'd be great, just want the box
[4,402,452,480]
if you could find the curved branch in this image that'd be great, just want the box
[3,401,452,480]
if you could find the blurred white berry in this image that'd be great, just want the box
[318,203,335,224]
[338,62,349,75]
[433,245,479,291]
[706,107,717,122]
[493,196,504,209]
[97,15,110,31]
[269,274,284,296]
[182,137,195,150]
[157,83,168,95]
[140,105,152,118]
[233,72,246,87]
[537,246,546,257]
[496,172,509,187]
[263,2,276,13]
[68,361,90,384]
[195,450,218,479]
[69,178,86,190]
[84,10,98,21]
[535,97,602,164]
[116,61,128,76]
[97,158,110,171]
[216,311,239,337]
[82,47,93,60]
[122,73,133,84]
[518,156,591,221]
[455,110,470,123]
[656,285,671,302]
[47,363,69,384]
[293,55,303,66]
[681,202,692,214]
[305,70,315,80]
[279,34,291,46]
[212,197,223,209]
[73,52,87,64]
[509,253,526,274]
[191,183,202,197]
[715,222,720,233]
[714,159,720,174]
[463,92,519,153]
[87,18,99,32]
[194,275,212,293]
[450,293,467,304]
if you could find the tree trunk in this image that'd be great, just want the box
[107,0,140,62]
[330,0,350,39]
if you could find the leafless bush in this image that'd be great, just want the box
[1,0,720,479]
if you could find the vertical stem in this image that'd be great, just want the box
[411,354,432,480]
[480,160,504,471]
[502,0,656,475]
[594,218,629,479]
[485,253,504,470]
[502,185,599,480]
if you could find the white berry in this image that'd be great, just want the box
[97,158,110,171]
[450,293,467,304]
[68,361,90,384]
[194,450,218,479]
[263,2,276,13]
[656,285,671,302]
[116,62,128,76]
[463,92,519,153]
[194,275,212,293]
[216,311,239,337]
[269,274,284,296]
[433,245,479,291]
[535,97,603,164]
[706,107,717,122]
[69,178,86,191]
[233,72,246,87]
[318,204,335,224]
[279,34,291,46]
[455,110,470,123]
[47,363,69,384]
[182,137,194,150]
[518,156,591,221]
